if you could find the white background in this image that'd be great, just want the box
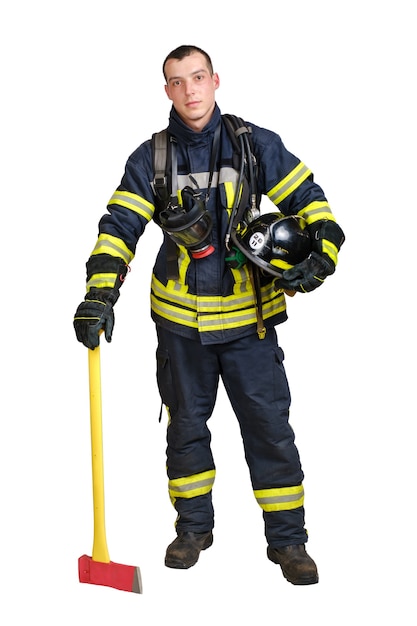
[1,1,415,623]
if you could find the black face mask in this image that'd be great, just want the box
[159,186,215,258]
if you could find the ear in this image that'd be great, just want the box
[213,73,220,90]
[164,84,172,101]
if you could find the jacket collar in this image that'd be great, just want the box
[168,104,222,144]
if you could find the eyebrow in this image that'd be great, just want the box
[167,68,208,84]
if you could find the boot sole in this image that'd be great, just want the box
[281,571,319,585]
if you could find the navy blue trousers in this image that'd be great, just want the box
[156,326,308,547]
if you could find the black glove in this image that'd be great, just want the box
[275,251,335,293]
[275,219,345,293]
[74,254,129,349]
[73,289,116,349]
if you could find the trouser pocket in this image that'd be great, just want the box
[156,345,178,413]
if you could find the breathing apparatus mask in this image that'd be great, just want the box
[156,123,223,260]
[158,186,215,259]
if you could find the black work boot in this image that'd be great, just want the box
[267,544,319,585]
[165,531,213,569]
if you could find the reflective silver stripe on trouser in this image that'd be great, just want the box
[168,469,216,502]
[254,485,304,512]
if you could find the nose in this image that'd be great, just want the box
[184,79,195,95]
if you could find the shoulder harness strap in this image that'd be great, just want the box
[152,128,172,215]
[151,129,179,279]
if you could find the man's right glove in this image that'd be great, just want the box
[73,289,117,349]
[73,254,129,349]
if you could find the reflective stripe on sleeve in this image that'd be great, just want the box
[267,163,312,205]
[87,272,118,291]
[322,239,339,265]
[108,190,154,221]
[297,201,335,224]
[90,234,134,264]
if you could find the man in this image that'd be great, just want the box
[74,45,344,585]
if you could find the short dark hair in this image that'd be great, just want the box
[163,45,214,80]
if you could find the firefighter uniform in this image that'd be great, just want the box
[79,104,342,549]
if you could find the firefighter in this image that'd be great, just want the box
[74,45,344,586]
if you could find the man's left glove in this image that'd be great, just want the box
[73,289,116,349]
[275,219,345,293]
[275,251,335,293]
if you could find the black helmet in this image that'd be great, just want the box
[231,212,311,277]
[159,186,214,258]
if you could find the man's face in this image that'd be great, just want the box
[164,52,220,132]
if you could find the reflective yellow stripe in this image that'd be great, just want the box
[196,292,253,313]
[261,291,287,318]
[152,276,195,310]
[270,258,294,271]
[254,485,304,512]
[152,276,252,312]
[87,272,118,290]
[90,234,134,264]
[152,274,278,310]
[151,295,198,327]
[169,469,216,499]
[322,239,339,265]
[224,180,236,208]
[108,190,154,221]
[151,277,286,332]
[175,248,192,290]
[197,308,259,331]
[297,201,335,225]
[229,265,252,295]
[267,162,312,205]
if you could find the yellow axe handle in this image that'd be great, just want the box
[88,344,110,563]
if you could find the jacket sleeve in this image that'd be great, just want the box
[85,140,157,292]
[253,125,336,227]
[252,124,345,269]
